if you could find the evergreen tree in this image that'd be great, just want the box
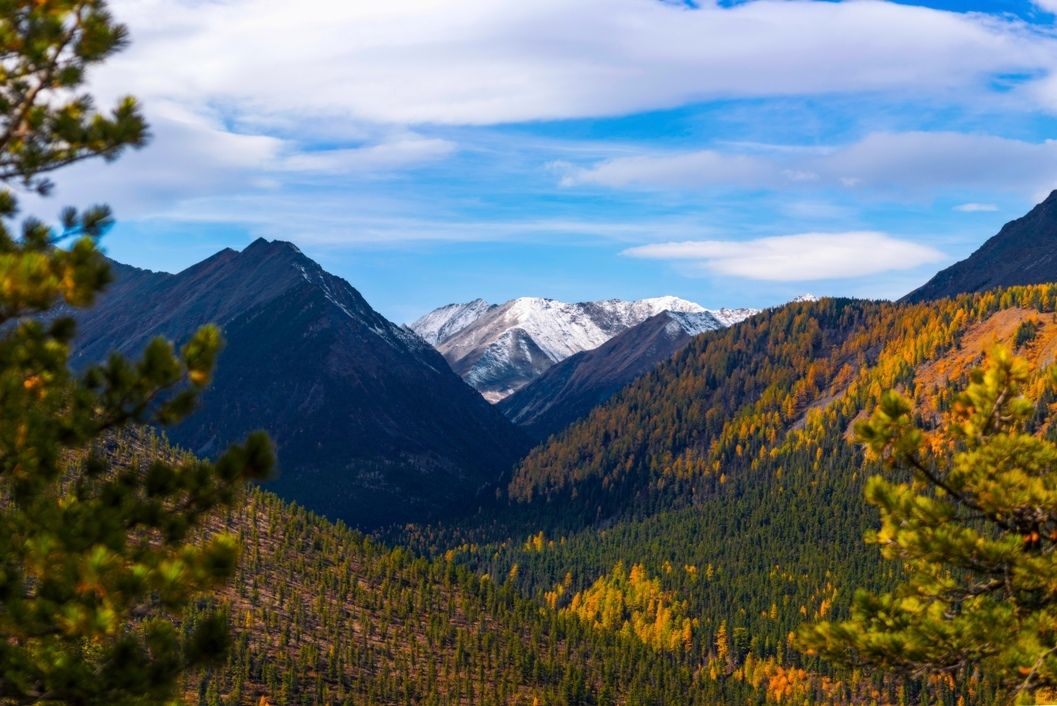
[0,2,275,703]
[800,347,1057,701]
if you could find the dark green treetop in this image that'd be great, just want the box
[799,347,1057,703]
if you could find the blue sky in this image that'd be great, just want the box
[37,0,1057,322]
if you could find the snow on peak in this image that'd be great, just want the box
[474,298,615,362]
[636,296,707,314]
[459,295,706,363]
[706,307,760,327]
[791,293,820,303]
[409,298,493,346]
[664,311,724,337]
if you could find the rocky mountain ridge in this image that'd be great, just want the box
[411,295,757,401]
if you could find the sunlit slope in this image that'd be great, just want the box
[510,289,1057,512]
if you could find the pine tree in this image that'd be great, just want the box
[0,2,275,704]
[799,347,1057,702]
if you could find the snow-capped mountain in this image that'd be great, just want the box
[410,296,756,401]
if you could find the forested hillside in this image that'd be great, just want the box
[98,432,753,705]
[400,285,1057,705]
[194,491,770,705]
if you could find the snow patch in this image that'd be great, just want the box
[409,299,493,345]
[705,307,759,327]
[665,311,725,337]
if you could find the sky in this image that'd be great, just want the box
[35,0,1057,322]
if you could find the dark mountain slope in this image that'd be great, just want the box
[71,239,528,528]
[498,310,730,441]
[904,189,1057,302]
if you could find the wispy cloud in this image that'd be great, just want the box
[954,202,1000,212]
[560,132,1057,198]
[277,137,457,174]
[622,232,946,281]
[557,150,774,189]
[127,193,731,247]
[38,107,456,220]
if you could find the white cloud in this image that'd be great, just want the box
[559,150,776,188]
[561,132,1057,197]
[36,108,455,220]
[100,0,1057,127]
[954,202,1000,212]
[820,132,1057,192]
[622,232,946,281]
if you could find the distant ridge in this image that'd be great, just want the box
[904,190,1057,302]
[410,295,754,401]
[70,238,528,528]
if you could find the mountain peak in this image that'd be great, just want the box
[409,299,496,346]
[637,295,704,312]
[69,245,527,529]
[243,237,303,257]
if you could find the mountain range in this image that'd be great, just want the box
[69,238,527,529]
[60,190,1057,705]
[410,295,757,401]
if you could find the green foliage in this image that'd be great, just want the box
[1015,318,1039,348]
[800,347,1057,702]
[0,2,274,703]
[0,0,148,197]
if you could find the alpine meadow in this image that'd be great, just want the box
[10,1,1057,705]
